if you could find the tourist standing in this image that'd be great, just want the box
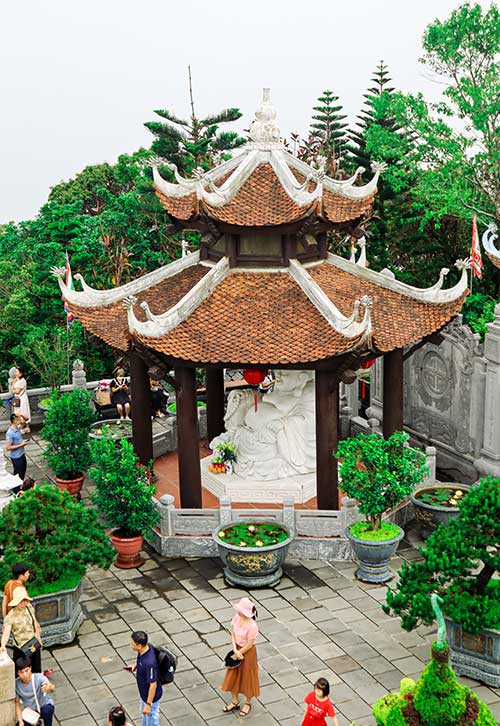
[221,597,260,717]
[0,587,43,673]
[111,369,131,420]
[5,414,28,481]
[129,630,162,726]
[301,678,338,726]
[2,562,30,617]
[109,705,132,726]
[15,657,55,726]
[11,367,31,433]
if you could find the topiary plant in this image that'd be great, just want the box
[42,389,95,479]
[335,431,428,532]
[384,477,500,634]
[89,435,158,538]
[0,484,114,595]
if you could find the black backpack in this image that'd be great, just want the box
[153,645,178,684]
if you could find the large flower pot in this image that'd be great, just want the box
[445,618,500,687]
[411,484,470,540]
[110,530,144,569]
[89,419,133,441]
[55,474,85,498]
[213,521,293,588]
[345,525,404,583]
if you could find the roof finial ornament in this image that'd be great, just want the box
[249,88,282,147]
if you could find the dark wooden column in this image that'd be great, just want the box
[315,369,339,510]
[206,368,225,443]
[383,348,404,438]
[175,366,202,508]
[129,351,153,467]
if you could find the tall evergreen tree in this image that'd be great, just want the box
[304,90,348,175]
[145,68,246,176]
[348,61,396,173]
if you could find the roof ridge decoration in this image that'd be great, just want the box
[126,256,230,337]
[482,222,500,268]
[288,258,373,341]
[328,253,469,304]
[51,251,201,308]
[152,89,387,210]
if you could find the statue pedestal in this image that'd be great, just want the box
[201,457,315,504]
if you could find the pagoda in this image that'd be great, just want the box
[54,90,468,510]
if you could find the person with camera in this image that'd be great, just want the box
[15,657,55,726]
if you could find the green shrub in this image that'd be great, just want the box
[384,477,500,633]
[89,435,158,537]
[336,431,428,531]
[0,485,114,595]
[42,389,95,479]
[461,292,497,339]
[373,692,400,725]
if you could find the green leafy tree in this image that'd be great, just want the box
[461,292,497,338]
[42,389,96,479]
[301,90,348,175]
[384,477,500,634]
[0,485,114,595]
[13,325,74,391]
[335,431,428,531]
[89,436,158,537]
[145,68,245,175]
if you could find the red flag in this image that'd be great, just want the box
[469,214,483,279]
[63,252,76,325]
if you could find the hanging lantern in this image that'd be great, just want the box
[359,357,375,400]
[243,368,267,411]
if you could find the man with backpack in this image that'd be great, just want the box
[130,631,163,725]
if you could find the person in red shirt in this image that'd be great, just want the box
[302,678,338,726]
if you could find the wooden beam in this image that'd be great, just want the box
[129,351,153,467]
[175,366,202,508]
[206,368,225,443]
[315,369,339,510]
[383,348,404,438]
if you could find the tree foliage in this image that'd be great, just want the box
[0,485,114,594]
[42,389,95,479]
[336,431,428,530]
[384,477,500,634]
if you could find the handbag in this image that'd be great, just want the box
[224,650,242,669]
[21,675,41,725]
[12,396,21,407]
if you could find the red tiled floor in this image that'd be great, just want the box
[154,443,319,510]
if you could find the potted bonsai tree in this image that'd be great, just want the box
[336,431,428,583]
[0,484,114,645]
[89,435,158,569]
[384,476,500,687]
[42,389,95,496]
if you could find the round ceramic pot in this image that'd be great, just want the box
[89,419,133,441]
[345,525,404,583]
[411,484,470,540]
[110,531,144,569]
[55,474,85,498]
[213,521,293,588]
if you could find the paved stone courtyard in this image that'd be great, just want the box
[29,539,497,726]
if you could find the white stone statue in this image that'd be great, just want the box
[211,370,316,480]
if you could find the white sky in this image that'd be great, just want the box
[0,0,487,223]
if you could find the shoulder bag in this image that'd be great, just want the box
[14,607,42,658]
[21,674,42,725]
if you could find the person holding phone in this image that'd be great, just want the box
[111,368,131,420]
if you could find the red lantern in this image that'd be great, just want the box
[243,369,267,411]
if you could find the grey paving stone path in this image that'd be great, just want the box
[5,433,500,726]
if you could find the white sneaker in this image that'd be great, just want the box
[120,416,125,421]
[125,416,131,421]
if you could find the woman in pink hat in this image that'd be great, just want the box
[222,596,260,717]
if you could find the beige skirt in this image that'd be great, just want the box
[221,644,260,699]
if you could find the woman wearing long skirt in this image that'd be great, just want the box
[222,597,260,717]
[11,367,31,433]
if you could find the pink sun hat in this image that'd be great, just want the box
[233,597,255,618]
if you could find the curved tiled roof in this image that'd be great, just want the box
[67,258,466,365]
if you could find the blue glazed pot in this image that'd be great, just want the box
[411,484,470,540]
[345,525,404,583]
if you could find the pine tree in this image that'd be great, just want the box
[348,61,396,173]
[144,67,246,176]
[306,90,348,175]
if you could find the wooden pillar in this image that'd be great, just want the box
[175,366,202,508]
[383,348,404,438]
[129,351,153,466]
[206,368,225,443]
[315,369,339,510]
